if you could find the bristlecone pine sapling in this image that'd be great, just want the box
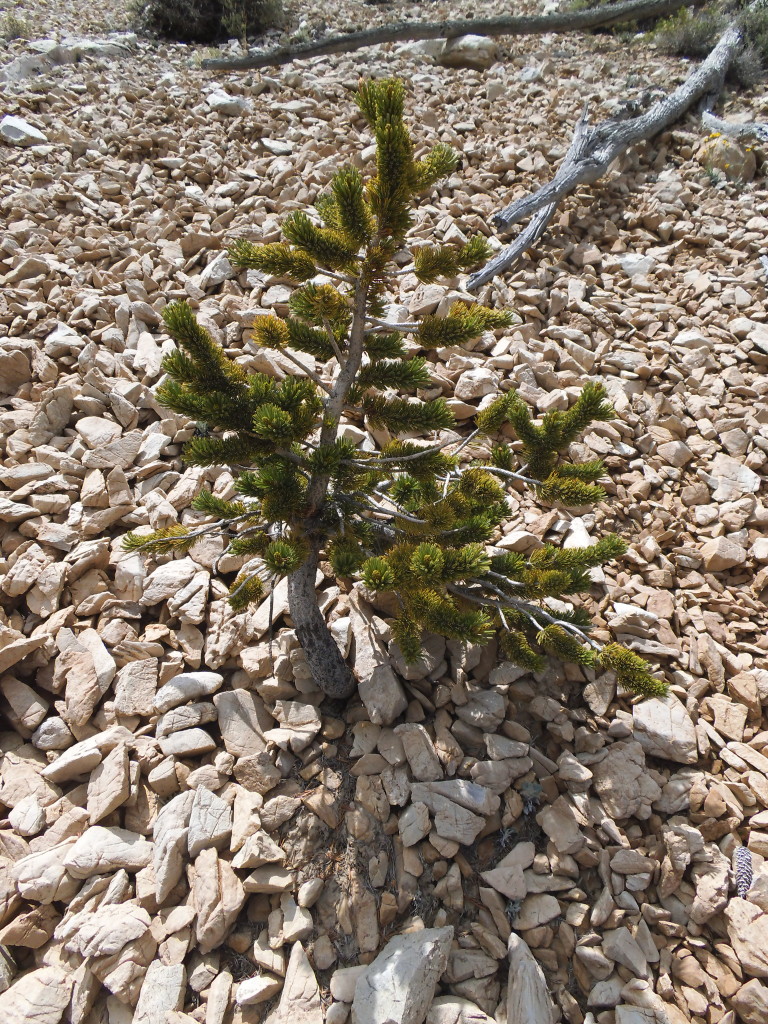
[123,79,666,702]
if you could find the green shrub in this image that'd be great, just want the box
[0,11,30,39]
[131,0,283,42]
[652,1,768,84]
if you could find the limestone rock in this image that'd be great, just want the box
[349,588,407,725]
[266,942,323,1023]
[133,962,186,1023]
[63,826,153,878]
[352,926,454,1024]
[189,847,245,954]
[506,933,557,1024]
[632,696,698,764]
[213,688,273,756]
[438,35,499,71]
[0,115,48,147]
[725,899,768,977]
[592,740,663,820]
[0,966,73,1023]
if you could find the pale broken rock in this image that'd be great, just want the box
[725,899,768,977]
[56,628,116,727]
[280,893,313,942]
[592,741,662,820]
[480,841,535,901]
[0,624,46,675]
[8,795,46,837]
[133,961,186,1024]
[427,996,497,1024]
[507,933,557,1024]
[407,788,484,846]
[87,742,130,824]
[188,786,232,858]
[61,903,151,957]
[0,745,61,810]
[141,557,200,607]
[633,696,698,764]
[75,416,122,448]
[732,979,768,1024]
[206,89,252,116]
[700,535,747,571]
[154,670,223,712]
[41,726,131,784]
[349,588,407,726]
[351,926,453,1024]
[536,796,585,855]
[0,677,48,734]
[414,779,499,817]
[232,829,285,870]
[64,826,153,878]
[438,35,499,71]
[399,802,431,847]
[602,928,649,979]
[390,632,445,680]
[189,847,245,954]
[112,658,158,717]
[243,866,294,893]
[154,790,195,903]
[395,724,444,782]
[0,966,73,1023]
[512,894,561,930]
[265,700,322,753]
[264,942,323,1023]
[704,454,761,501]
[0,114,48,146]
[690,842,731,923]
[157,701,217,737]
[213,688,273,756]
[158,728,217,757]
[91,928,157,1005]
[236,974,282,1006]
[14,839,79,904]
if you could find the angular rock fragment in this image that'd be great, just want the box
[0,966,73,1024]
[63,826,152,878]
[351,926,453,1024]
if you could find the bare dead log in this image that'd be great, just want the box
[202,0,702,71]
[701,110,768,143]
[466,20,745,291]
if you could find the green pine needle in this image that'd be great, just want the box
[362,394,455,434]
[229,240,317,282]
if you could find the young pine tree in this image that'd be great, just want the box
[123,79,665,702]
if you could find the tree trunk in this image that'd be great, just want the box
[466,20,745,290]
[202,0,703,71]
[287,545,357,699]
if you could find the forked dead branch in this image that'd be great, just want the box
[466,16,748,289]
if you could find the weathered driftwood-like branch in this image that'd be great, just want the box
[202,0,702,71]
[701,110,768,143]
[466,21,744,290]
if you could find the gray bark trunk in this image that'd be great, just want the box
[287,545,356,699]
[466,21,744,291]
[202,0,703,71]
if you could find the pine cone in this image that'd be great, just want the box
[735,845,753,899]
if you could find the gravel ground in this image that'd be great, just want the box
[1,2,768,1023]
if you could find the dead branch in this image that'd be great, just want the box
[701,110,768,143]
[202,0,702,71]
[465,19,745,291]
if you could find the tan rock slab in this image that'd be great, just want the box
[0,966,74,1024]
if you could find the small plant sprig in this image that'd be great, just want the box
[122,79,665,701]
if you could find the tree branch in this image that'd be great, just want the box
[466,18,745,290]
[202,0,704,71]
